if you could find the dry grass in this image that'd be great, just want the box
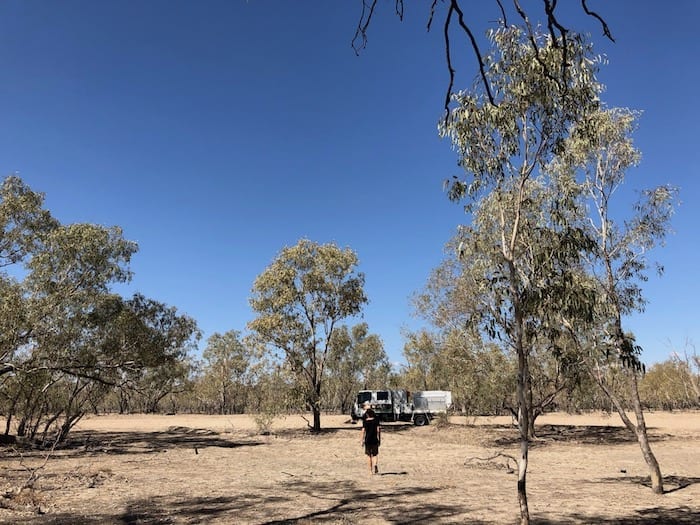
[0,411,698,524]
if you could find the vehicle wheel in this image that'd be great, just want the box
[413,414,428,426]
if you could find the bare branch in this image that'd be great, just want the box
[427,0,440,32]
[451,0,495,105]
[543,0,570,85]
[443,3,457,120]
[394,0,404,21]
[582,0,615,42]
[353,0,612,116]
[496,0,507,25]
[352,0,379,55]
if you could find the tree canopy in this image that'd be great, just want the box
[248,238,368,431]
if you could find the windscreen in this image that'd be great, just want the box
[357,392,372,404]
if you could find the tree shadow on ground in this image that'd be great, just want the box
[533,505,700,524]
[600,474,700,494]
[11,427,267,460]
[8,479,492,524]
[474,423,669,448]
[8,483,699,525]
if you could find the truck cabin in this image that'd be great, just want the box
[354,390,411,422]
[356,390,392,416]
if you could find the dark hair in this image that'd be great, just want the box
[365,408,375,418]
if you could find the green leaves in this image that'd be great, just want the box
[0,175,198,439]
[248,239,368,430]
[442,25,603,205]
[0,176,58,267]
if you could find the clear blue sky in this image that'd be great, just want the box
[0,1,697,366]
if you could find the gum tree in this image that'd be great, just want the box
[325,323,389,414]
[440,25,602,524]
[553,107,677,494]
[201,330,254,414]
[248,239,367,432]
[0,176,199,441]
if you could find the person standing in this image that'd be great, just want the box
[361,408,381,475]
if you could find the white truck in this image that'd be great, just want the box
[351,389,452,426]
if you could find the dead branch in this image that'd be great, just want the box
[300,413,312,429]
[581,0,615,41]
[449,0,495,109]
[14,436,59,491]
[353,0,614,116]
[464,451,517,473]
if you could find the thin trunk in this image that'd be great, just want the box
[628,370,664,494]
[516,345,530,525]
[589,364,664,494]
[514,303,530,524]
[526,382,536,439]
[312,406,321,432]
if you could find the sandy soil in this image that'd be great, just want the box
[0,411,698,524]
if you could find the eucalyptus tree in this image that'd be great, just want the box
[401,328,514,416]
[91,293,200,412]
[440,25,602,524]
[23,223,137,377]
[640,358,699,410]
[553,107,677,494]
[201,330,254,414]
[248,239,367,431]
[0,176,57,376]
[1,176,199,440]
[401,330,440,392]
[325,323,389,413]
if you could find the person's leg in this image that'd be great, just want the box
[366,452,373,475]
[374,452,379,474]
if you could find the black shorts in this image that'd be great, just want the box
[364,444,379,456]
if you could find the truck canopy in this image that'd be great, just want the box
[412,390,452,413]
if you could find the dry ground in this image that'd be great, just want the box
[0,411,699,524]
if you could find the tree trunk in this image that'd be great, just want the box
[628,370,664,494]
[312,405,321,432]
[526,386,537,440]
[589,364,664,494]
[516,352,530,525]
[515,307,531,524]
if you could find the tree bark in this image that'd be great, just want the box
[628,370,664,494]
[516,346,530,525]
[312,406,321,432]
[515,304,531,524]
[589,364,664,494]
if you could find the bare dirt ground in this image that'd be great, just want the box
[0,411,698,524]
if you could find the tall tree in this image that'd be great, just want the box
[0,176,198,440]
[111,294,200,414]
[201,330,253,414]
[553,107,677,494]
[0,176,58,377]
[440,25,601,524]
[325,323,389,413]
[248,239,367,432]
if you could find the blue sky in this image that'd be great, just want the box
[0,1,697,366]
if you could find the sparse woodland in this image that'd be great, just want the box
[1,3,698,524]
[1,173,696,440]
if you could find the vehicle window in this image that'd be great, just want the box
[376,391,389,401]
[357,392,371,404]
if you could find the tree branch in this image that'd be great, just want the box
[354,0,612,114]
[581,0,615,42]
[352,0,379,55]
[450,0,495,107]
